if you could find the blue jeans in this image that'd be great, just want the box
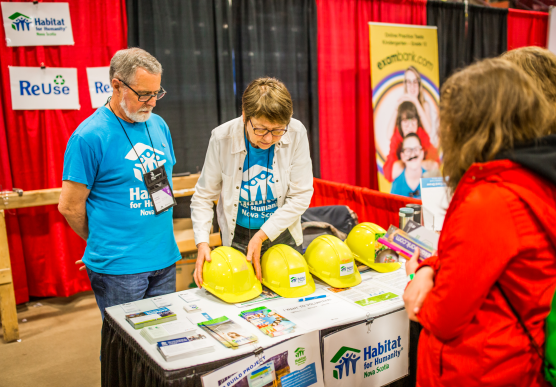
[86,264,176,320]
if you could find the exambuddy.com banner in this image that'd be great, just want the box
[369,23,440,199]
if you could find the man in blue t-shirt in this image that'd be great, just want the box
[59,48,180,319]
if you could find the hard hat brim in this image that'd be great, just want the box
[364,262,402,273]
[309,268,362,289]
[202,281,263,304]
[263,278,316,298]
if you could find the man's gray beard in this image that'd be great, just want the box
[120,98,152,123]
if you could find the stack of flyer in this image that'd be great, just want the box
[157,333,215,361]
[125,307,177,330]
[197,316,258,348]
[140,320,197,345]
[239,306,296,337]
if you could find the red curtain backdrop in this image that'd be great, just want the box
[0,0,128,304]
[310,178,421,230]
[507,9,548,50]
[316,0,427,190]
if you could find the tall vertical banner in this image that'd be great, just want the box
[370,23,440,199]
[323,309,409,387]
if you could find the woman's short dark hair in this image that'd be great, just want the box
[242,77,293,125]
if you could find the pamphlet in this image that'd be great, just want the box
[157,333,215,361]
[403,220,439,250]
[198,316,258,348]
[379,225,436,262]
[239,306,296,337]
[140,320,197,345]
[330,281,403,314]
[125,307,177,330]
[152,296,172,308]
[234,286,283,308]
[178,290,201,303]
[277,296,363,330]
[120,302,141,314]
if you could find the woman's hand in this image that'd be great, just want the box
[194,242,212,288]
[404,248,435,322]
[246,230,268,282]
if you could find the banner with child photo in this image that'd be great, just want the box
[369,23,440,199]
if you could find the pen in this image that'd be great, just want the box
[298,295,326,302]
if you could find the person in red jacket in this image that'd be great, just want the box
[403,58,556,387]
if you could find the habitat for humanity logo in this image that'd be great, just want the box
[125,143,166,181]
[294,347,307,366]
[9,12,31,31]
[331,346,361,380]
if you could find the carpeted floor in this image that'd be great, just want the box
[0,291,102,387]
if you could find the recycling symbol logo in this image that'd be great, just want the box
[54,75,65,85]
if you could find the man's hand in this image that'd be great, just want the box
[246,230,268,282]
[75,260,86,271]
[193,242,212,288]
[404,248,435,322]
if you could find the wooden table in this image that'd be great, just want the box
[0,174,216,343]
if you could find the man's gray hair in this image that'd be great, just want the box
[109,48,162,84]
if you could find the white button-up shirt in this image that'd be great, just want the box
[191,116,314,247]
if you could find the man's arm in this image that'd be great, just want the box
[58,180,91,240]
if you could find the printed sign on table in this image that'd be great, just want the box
[9,66,79,110]
[201,330,324,387]
[369,23,440,199]
[86,67,112,108]
[323,309,409,387]
[1,2,74,46]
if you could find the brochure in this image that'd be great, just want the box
[379,225,436,262]
[403,220,439,250]
[125,307,177,330]
[140,320,197,345]
[157,333,215,361]
[198,316,258,348]
[421,177,450,231]
[239,306,296,337]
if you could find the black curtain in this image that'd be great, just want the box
[427,1,466,86]
[127,0,236,174]
[232,0,321,177]
[466,5,508,64]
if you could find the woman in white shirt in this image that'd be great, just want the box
[191,77,314,287]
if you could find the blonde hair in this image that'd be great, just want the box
[242,77,293,125]
[501,47,556,106]
[440,58,553,193]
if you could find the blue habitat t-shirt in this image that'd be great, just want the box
[237,139,278,229]
[390,169,423,199]
[62,106,181,274]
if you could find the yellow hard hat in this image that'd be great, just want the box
[261,244,315,298]
[202,246,262,303]
[345,223,401,273]
[304,235,362,288]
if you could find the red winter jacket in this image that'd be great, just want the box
[416,159,556,387]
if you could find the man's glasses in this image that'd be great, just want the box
[249,119,288,137]
[401,146,422,156]
[118,79,166,102]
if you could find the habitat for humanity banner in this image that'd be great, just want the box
[369,23,440,199]
[1,2,74,47]
[323,309,409,387]
[9,66,79,110]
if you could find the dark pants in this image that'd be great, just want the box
[231,224,302,256]
[86,264,176,320]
